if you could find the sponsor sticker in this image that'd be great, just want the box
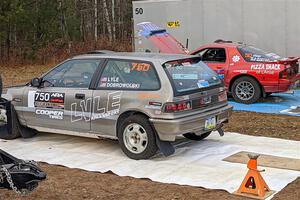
[172,74,198,80]
[250,64,281,70]
[35,109,64,120]
[233,70,248,73]
[144,105,161,110]
[232,55,240,63]
[138,93,161,100]
[34,92,65,109]
[131,63,151,72]
[167,21,180,28]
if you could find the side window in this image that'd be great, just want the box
[195,48,226,63]
[98,60,160,90]
[43,59,100,88]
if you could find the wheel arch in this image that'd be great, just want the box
[116,110,150,135]
[229,74,265,96]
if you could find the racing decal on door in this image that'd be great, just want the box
[28,91,65,109]
[35,109,64,120]
[71,91,122,123]
[34,92,65,109]
[28,91,65,120]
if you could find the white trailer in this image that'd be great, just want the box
[133,0,300,57]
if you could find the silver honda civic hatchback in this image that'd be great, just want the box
[2,52,232,159]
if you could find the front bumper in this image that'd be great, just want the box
[149,104,233,141]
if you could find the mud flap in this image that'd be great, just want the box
[217,127,224,136]
[0,99,14,138]
[18,125,38,138]
[216,123,225,137]
[155,134,175,157]
[0,98,37,139]
[0,149,46,194]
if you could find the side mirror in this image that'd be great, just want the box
[31,77,41,87]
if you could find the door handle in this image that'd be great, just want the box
[75,93,85,99]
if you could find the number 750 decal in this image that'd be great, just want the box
[34,92,65,103]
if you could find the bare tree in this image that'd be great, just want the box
[102,0,112,42]
[111,0,116,41]
[94,0,98,41]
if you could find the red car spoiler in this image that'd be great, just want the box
[277,57,300,64]
[137,22,189,54]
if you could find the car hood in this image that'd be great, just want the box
[137,22,189,54]
[2,84,27,100]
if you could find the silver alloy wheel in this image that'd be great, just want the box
[123,123,148,154]
[235,81,255,101]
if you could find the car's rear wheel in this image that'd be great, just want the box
[183,131,212,141]
[232,76,261,104]
[118,114,158,160]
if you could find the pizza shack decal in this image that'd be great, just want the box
[250,64,281,71]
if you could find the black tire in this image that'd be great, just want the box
[183,131,212,141]
[117,114,158,160]
[0,105,21,140]
[231,76,261,104]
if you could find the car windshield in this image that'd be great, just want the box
[237,45,282,62]
[163,58,221,93]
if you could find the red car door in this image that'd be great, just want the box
[192,47,229,80]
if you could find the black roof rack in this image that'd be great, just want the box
[214,39,233,43]
[86,50,115,54]
[214,39,246,45]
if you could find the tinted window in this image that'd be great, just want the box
[237,45,282,62]
[164,58,221,93]
[43,59,100,88]
[195,48,226,62]
[98,60,160,90]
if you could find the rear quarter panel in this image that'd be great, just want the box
[226,47,283,92]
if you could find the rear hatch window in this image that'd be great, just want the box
[163,58,222,95]
[237,45,282,62]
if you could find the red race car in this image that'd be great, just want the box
[138,22,300,104]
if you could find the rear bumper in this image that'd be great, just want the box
[149,105,233,141]
[264,73,300,93]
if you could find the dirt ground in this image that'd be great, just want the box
[0,111,299,200]
[0,65,299,199]
[224,111,300,141]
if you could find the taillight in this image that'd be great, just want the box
[279,68,291,79]
[163,101,192,113]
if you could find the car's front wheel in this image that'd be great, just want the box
[232,76,261,104]
[0,105,21,140]
[118,114,158,160]
[183,131,212,141]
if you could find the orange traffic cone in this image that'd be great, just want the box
[234,154,274,199]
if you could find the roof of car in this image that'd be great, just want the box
[202,42,240,48]
[190,41,242,54]
[72,52,197,63]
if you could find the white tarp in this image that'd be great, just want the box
[1,132,299,199]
